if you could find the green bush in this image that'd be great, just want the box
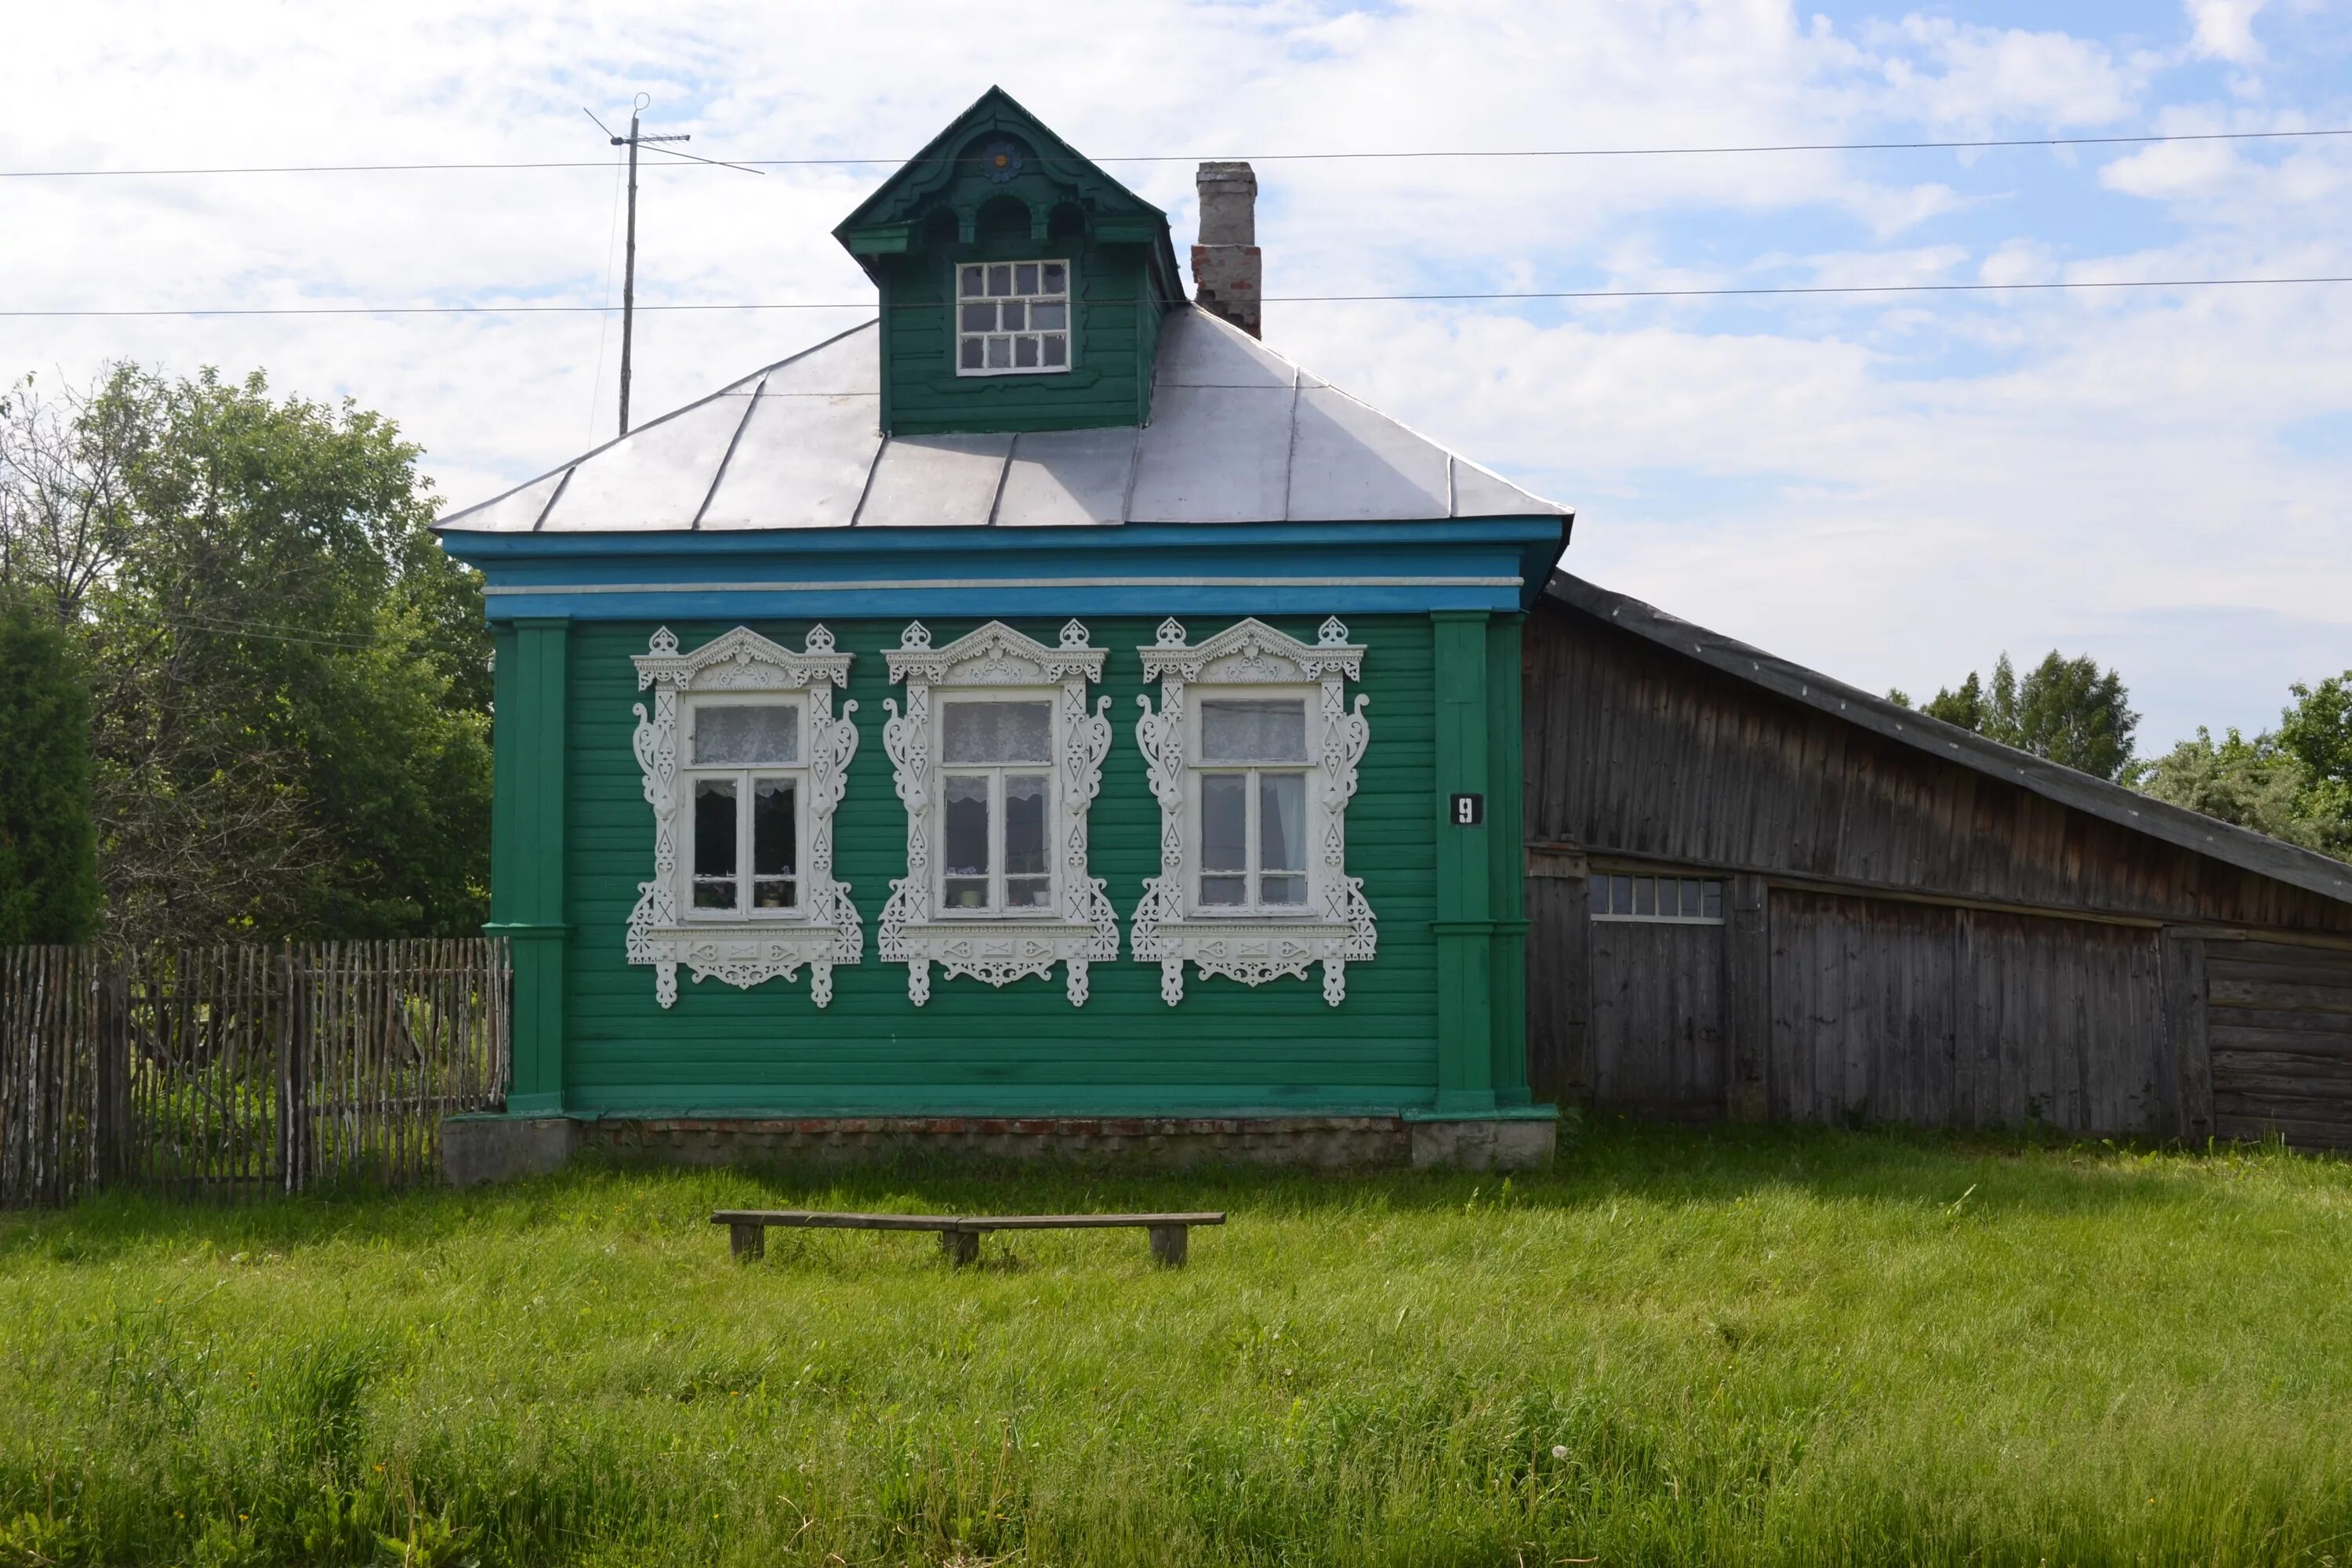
[0,598,99,943]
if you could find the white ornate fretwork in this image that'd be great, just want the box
[1131,616,1375,1005]
[626,626,862,1007]
[878,620,1118,1005]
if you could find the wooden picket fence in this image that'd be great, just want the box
[0,939,510,1208]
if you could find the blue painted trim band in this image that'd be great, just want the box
[477,583,1525,619]
[438,517,1568,619]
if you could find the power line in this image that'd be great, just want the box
[4,275,2350,319]
[3,125,2347,180]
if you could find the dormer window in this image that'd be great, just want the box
[957,260,1069,374]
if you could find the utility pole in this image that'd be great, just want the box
[585,97,760,437]
[608,95,688,437]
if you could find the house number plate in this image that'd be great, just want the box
[1450,793,1485,826]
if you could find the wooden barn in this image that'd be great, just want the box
[1523,573,2352,1146]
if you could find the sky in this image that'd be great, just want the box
[4,0,2348,753]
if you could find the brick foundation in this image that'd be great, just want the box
[444,1112,1556,1179]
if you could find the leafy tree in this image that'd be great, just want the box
[0,597,100,943]
[2277,673,2352,834]
[2134,728,2337,855]
[0,364,492,943]
[1911,652,2139,781]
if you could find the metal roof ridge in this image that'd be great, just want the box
[692,372,769,530]
[985,432,1017,525]
[433,318,879,531]
[528,465,573,532]
[1543,571,2352,910]
[847,432,889,527]
[1280,360,1302,523]
[1171,303,1567,518]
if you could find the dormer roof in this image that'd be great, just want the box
[832,85,1181,301]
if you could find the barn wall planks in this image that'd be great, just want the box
[1519,595,2352,1140]
[1522,601,2352,934]
[1762,892,2167,1134]
[1588,920,1723,1120]
[2207,939,2352,1147]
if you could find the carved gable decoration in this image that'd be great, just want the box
[833,86,1175,263]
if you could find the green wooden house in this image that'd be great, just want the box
[434,89,1571,1174]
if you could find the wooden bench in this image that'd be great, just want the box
[711,1208,1225,1267]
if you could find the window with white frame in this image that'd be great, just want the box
[939,698,1055,913]
[684,699,804,916]
[879,621,1119,1006]
[626,626,862,1009]
[1195,697,1312,910]
[956,260,1069,374]
[1132,618,1377,1007]
[1589,873,1725,924]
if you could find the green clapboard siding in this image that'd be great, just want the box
[880,241,1164,435]
[558,616,1440,1116]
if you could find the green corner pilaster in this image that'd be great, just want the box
[1487,612,1534,1106]
[1432,611,1497,1115]
[486,617,569,1116]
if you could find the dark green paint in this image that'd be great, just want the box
[1431,612,1498,1114]
[492,615,1511,1117]
[833,87,1181,436]
[488,619,569,1115]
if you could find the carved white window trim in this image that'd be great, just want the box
[1131,616,1375,1006]
[879,620,1118,1006]
[627,626,862,1008]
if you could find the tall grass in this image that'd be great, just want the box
[5,1121,2352,1565]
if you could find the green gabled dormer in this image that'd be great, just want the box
[834,87,1185,435]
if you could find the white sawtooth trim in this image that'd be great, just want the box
[1129,615,1376,1005]
[626,625,862,1007]
[877,619,1120,1006]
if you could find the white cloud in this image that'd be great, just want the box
[1,0,2344,747]
[2186,0,2269,64]
[1978,240,2059,285]
[1874,17,2140,129]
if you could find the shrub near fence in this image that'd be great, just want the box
[0,939,509,1207]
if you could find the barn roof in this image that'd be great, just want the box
[1544,571,2352,910]
[434,307,1568,535]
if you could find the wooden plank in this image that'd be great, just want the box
[1722,876,1769,1121]
[2211,1025,2352,1055]
[2164,931,2201,1142]
[710,1209,1227,1231]
[2205,1006,2352,1033]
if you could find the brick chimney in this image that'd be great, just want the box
[1192,162,1261,338]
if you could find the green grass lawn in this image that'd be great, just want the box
[6,1121,2352,1566]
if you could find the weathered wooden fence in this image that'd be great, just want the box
[0,939,509,1208]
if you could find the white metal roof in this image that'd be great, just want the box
[435,307,1568,533]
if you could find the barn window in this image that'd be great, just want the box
[626,626,863,1008]
[1132,617,1377,1005]
[1590,873,1725,924]
[879,621,1118,1005]
[956,260,1070,374]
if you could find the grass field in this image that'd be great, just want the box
[6,1120,2352,1566]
